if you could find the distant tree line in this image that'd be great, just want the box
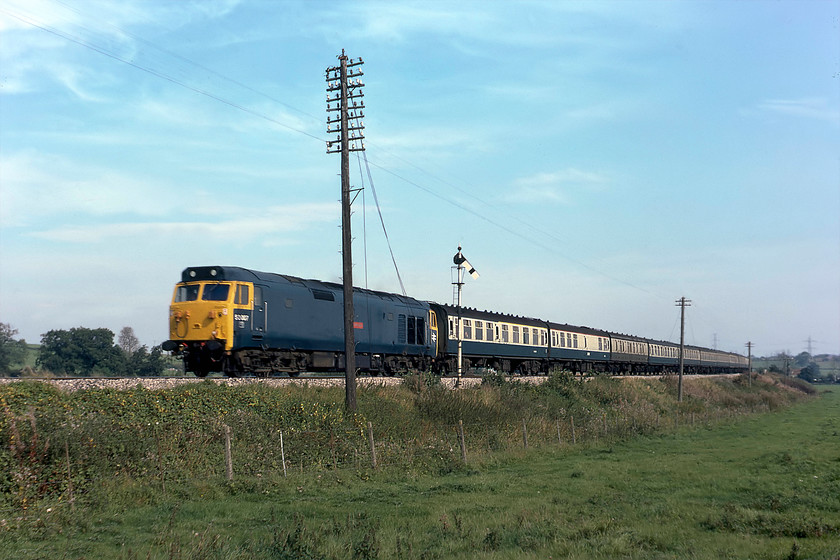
[761,351,837,384]
[0,323,168,376]
[0,323,29,374]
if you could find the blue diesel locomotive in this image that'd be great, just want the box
[162,266,748,377]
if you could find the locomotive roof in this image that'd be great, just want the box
[179,266,427,307]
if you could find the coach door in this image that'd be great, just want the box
[252,285,267,340]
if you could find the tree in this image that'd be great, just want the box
[798,362,822,383]
[794,352,811,368]
[118,326,141,356]
[0,323,28,375]
[127,345,166,376]
[37,327,125,376]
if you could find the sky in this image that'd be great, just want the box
[1,0,838,358]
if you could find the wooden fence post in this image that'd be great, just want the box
[521,419,528,449]
[156,428,166,494]
[367,422,377,469]
[280,430,287,478]
[556,420,562,445]
[224,425,233,481]
[570,416,576,445]
[65,439,74,511]
[457,420,467,463]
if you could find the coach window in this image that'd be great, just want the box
[501,325,509,343]
[486,322,494,341]
[203,283,230,301]
[448,318,455,339]
[234,284,250,306]
[175,284,200,302]
[463,319,472,340]
[573,334,578,348]
[540,330,547,346]
[475,320,483,341]
[523,327,529,345]
[598,338,602,351]
[512,326,520,344]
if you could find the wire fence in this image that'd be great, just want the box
[0,403,771,520]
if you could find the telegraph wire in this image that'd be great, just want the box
[0,6,324,143]
[7,1,666,305]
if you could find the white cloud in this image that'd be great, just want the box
[0,152,174,226]
[25,202,339,244]
[508,168,610,203]
[756,97,840,123]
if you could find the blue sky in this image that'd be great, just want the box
[1,0,838,357]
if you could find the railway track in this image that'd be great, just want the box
[0,374,484,391]
[0,372,735,392]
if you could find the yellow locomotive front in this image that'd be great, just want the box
[162,267,254,376]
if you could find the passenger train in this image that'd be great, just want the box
[161,266,748,377]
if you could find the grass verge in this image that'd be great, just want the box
[0,374,836,558]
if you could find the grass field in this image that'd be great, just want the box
[0,377,837,559]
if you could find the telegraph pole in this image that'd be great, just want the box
[675,297,691,402]
[746,341,753,388]
[326,51,365,411]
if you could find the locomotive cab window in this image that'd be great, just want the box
[202,283,230,301]
[234,284,250,306]
[175,284,199,302]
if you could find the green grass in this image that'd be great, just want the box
[0,377,837,559]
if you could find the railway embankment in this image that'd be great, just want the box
[0,374,486,392]
[0,371,820,559]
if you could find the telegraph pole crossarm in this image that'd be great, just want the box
[326,50,366,411]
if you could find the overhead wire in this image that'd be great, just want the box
[7,1,676,309]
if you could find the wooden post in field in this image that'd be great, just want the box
[457,420,467,463]
[367,422,377,469]
[224,425,233,481]
[521,419,528,449]
[156,428,166,494]
[570,416,576,445]
[556,420,562,445]
[280,430,287,478]
[65,440,74,510]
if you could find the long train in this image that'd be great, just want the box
[161,266,748,377]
